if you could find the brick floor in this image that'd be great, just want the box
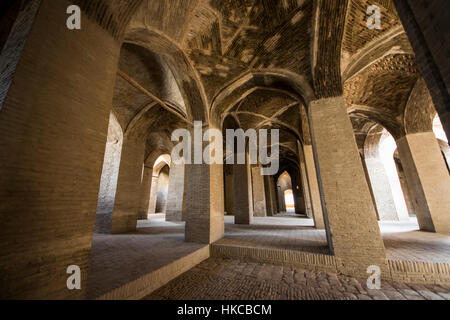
[87,215,450,299]
[221,215,329,254]
[144,257,450,300]
[380,220,450,263]
[221,215,450,263]
[87,216,204,299]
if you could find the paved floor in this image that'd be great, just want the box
[144,257,450,300]
[87,214,450,299]
[221,215,328,254]
[380,220,450,263]
[221,215,450,263]
[86,216,204,299]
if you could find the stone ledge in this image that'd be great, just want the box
[211,244,338,273]
[211,243,450,286]
[388,260,450,285]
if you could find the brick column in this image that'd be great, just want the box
[365,157,409,221]
[0,0,120,298]
[264,175,276,216]
[291,172,306,215]
[147,175,159,214]
[397,132,450,234]
[264,176,276,217]
[251,166,267,217]
[303,145,325,229]
[94,114,123,233]
[298,143,313,218]
[276,183,286,212]
[184,124,224,243]
[111,134,146,234]
[233,158,253,224]
[137,166,153,220]
[224,164,234,215]
[184,162,225,243]
[166,161,185,222]
[309,97,388,277]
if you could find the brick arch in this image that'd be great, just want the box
[73,0,143,41]
[312,0,348,98]
[364,123,386,159]
[404,78,437,135]
[151,154,171,176]
[348,105,405,140]
[123,28,208,123]
[210,69,315,130]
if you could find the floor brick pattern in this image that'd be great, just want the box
[88,215,450,299]
[222,216,450,263]
[145,257,450,300]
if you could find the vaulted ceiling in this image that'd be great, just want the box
[87,0,433,167]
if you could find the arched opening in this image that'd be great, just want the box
[364,125,410,222]
[277,171,294,213]
[222,115,240,216]
[155,165,170,214]
[148,155,171,215]
[284,189,295,213]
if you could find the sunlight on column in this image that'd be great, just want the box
[378,129,409,221]
[433,114,448,143]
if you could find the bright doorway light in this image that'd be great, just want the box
[284,189,295,212]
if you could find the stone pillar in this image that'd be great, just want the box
[155,165,169,213]
[437,140,450,170]
[0,0,120,298]
[184,124,224,243]
[251,166,267,217]
[298,143,313,218]
[276,183,286,212]
[166,161,185,222]
[395,159,415,216]
[309,97,388,277]
[291,172,306,215]
[397,132,450,234]
[365,157,409,221]
[303,145,325,229]
[137,166,152,220]
[111,134,146,234]
[94,114,123,233]
[148,175,159,214]
[264,175,276,216]
[184,162,224,243]
[233,157,253,224]
[224,164,234,215]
